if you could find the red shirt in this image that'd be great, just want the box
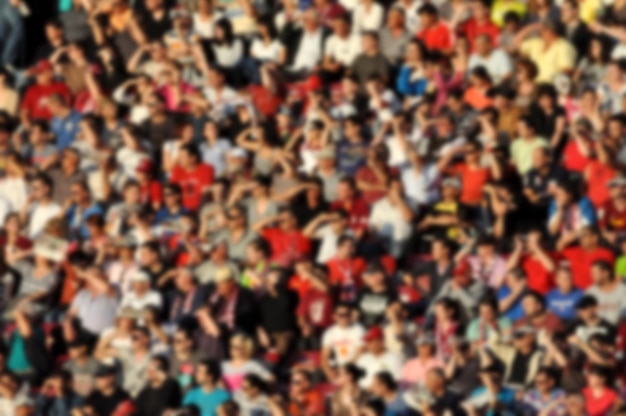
[355,166,398,204]
[560,246,615,289]
[326,256,366,302]
[583,387,618,416]
[586,160,617,208]
[21,82,71,120]
[297,288,334,328]
[459,18,500,49]
[170,163,214,211]
[562,140,592,173]
[262,228,311,267]
[139,181,163,206]
[331,197,370,232]
[598,199,626,231]
[520,253,557,294]
[417,22,453,51]
[450,163,491,205]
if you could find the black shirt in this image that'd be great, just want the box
[136,9,172,41]
[358,287,397,327]
[259,287,299,332]
[507,350,534,386]
[135,378,182,416]
[85,388,130,416]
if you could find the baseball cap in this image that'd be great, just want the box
[95,364,117,378]
[576,295,598,310]
[452,259,471,277]
[441,176,461,189]
[131,270,151,283]
[214,267,234,283]
[32,59,53,74]
[317,147,336,159]
[136,159,153,174]
[363,326,384,342]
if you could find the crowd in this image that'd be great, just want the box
[3,0,626,415]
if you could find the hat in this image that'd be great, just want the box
[116,307,141,320]
[576,294,598,310]
[416,333,435,346]
[363,326,384,342]
[513,325,536,338]
[317,147,336,159]
[131,270,151,283]
[136,159,153,174]
[607,176,626,188]
[479,362,505,374]
[32,59,53,74]
[214,267,234,283]
[95,364,117,378]
[228,147,248,159]
[441,176,461,189]
[452,259,471,277]
[364,261,385,275]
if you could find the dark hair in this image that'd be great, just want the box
[257,15,278,39]
[244,373,268,393]
[374,371,397,391]
[152,355,170,373]
[418,3,438,16]
[198,359,222,381]
[214,18,235,45]
[523,290,546,309]
[180,143,201,161]
[592,259,613,275]
[248,238,272,258]
[33,172,54,193]
[343,363,366,381]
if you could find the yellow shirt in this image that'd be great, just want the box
[520,37,577,82]
[510,136,549,175]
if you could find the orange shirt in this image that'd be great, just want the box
[586,160,616,208]
[417,22,453,51]
[463,87,493,110]
[450,163,492,205]
[288,390,326,416]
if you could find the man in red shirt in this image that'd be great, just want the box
[440,141,492,206]
[20,60,71,124]
[459,0,500,49]
[417,4,452,53]
[261,208,311,268]
[170,143,214,211]
[560,227,615,289]
[331,177,369,236]
[598,177,626,245]
[507,229,557,294]
[326,236,366,302]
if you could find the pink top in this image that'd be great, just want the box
[157,82,195,112]
[400,357,444,385]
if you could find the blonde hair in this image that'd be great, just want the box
[230,333,255,358]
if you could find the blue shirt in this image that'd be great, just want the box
[336,139,368,176]
[183,387,230,416]
[468,386,517,416]
[52,110,82,150]
[66,203,104,239]
[546,288,584,321]
[155,207,189,225]
[497,285,527,321]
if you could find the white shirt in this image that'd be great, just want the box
[28,201,61,239]
[203,86,240,121]
[393,0,422,32]
[314,224,351,263]
[400,163,440,206]
[119,290,163,312]
[192,12,224,38]
[468,48,513,84]
[290,29,323,71]
[586,283,626,325]
[200,139,232,176]
[322,324,365,365]
[352,2,384,34]
[251,38,282,62]
[324,33,362,67]
[369,197,413,242]
[213,39,244,68]
[356,351,403,388]
[0,177,27,213]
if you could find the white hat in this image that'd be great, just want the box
[131,270,151,283]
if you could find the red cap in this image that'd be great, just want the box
[136,159,153,174]
[453,259,471,276]
[305,75,322,92]
[32,60,53,74]
[363,326,384,342]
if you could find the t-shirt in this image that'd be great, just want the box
[583,387,618,416]
[169,352,201,391]
[85,388,131,416]
[183,387,230,416]
[417,22,452,51]
[21,82,71,121]
[586,283,626,325]
[510,137,548,175]
[561,246,615,289]
[322,324,365,365]
[221,361,272,392]
[170,163,215,211]
[357,288,397,327]
[355,352,403,389]
[135,378,182,416]
[63,357,100,397]
[450,163,491,205]
[546,288,584,321]
[262,228,311,268]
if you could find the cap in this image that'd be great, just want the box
[95,364,117,378]
[452,258,471,277]
[317,146,336,159]
[607,176,626,188]
[364,261,385,275]
[513,325,536,338]
[214,267,234,283]
[441,176,461,189]
[479,362,505,374]
[136,159,153,174]
[416,333,435,346]
[32,59,53,74]
[363,326,384,342]
[576,294,598,310]
[131,270,151,283]
[228,147,248,159]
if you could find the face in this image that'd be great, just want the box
[590,264,609,285]
[173,331,192,352]
[70,184,88,204]
[337,240,355,259]
[332,17,349,35]
[522,296,542,317]
[474,36,490,55]
[131,330,150,351]
[479,304,496,321]
[387,9,404,27]
[334,307,352,326]
[278,211,296,230]
[95,375,115,391]
[290,372,309,394]
[555,268,573,291]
